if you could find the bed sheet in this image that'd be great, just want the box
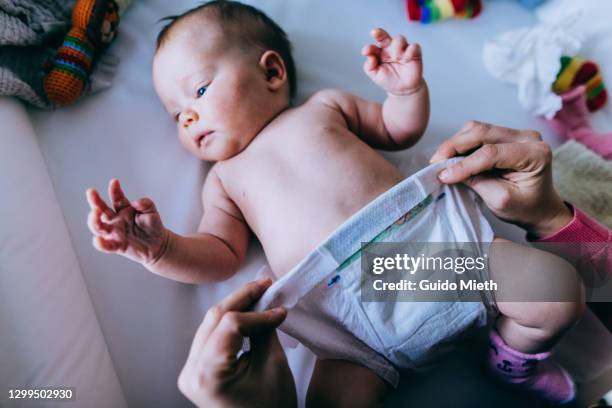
[27,0,608,406]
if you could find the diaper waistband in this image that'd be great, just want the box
[254,159,460,312]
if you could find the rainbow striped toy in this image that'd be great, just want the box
[43,0,120,106]
[553,56,607,112]
[406,0,483,23]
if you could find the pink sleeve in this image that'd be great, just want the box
[529,205,611,274]
[534,205,611,243]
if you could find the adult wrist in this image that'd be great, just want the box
[526,201,574,240]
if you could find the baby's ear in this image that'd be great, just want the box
[258,50,287,93]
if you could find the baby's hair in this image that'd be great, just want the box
[155,0,297,98]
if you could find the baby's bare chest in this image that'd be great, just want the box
[216,111,404,275]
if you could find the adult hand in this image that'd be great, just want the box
[430,121,573,238]
[177,278,297,408]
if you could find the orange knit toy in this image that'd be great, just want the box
[43,0,120,106]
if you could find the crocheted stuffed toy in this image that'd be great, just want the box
[406,0,483,23]
[553,56,607,112]
[43,0,124,106]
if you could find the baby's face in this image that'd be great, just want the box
[153,27,276,161]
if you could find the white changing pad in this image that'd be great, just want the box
[19,0,610,406]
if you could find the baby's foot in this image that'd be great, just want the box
[487,329,575,405]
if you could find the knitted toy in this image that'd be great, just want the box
[43,0,122,106]
[406,0,483,23]
[552,56,607,112]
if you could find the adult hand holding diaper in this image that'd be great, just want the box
[431,121,572,238]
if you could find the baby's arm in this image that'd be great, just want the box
[314,28,429,150]
[153,168,248,283]
[86,170,248,284]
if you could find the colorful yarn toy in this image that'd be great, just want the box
[43,0,120,106]
[553,56,607,112]
[406,0,483,23]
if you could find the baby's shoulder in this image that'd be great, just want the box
[306,88,354,109]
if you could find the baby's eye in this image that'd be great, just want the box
[196,86,207,98]
[173,112,180,122]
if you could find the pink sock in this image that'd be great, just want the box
[548,85,612,159]
[487,329,576,405]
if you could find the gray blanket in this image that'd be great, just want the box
[0,0,78,108]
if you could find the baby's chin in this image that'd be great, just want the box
[194,137,245,162]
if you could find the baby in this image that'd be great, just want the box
[86,1,583,405]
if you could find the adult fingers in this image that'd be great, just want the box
[461,174,516,215]
[184,278,277,385]
[86,188,114,218]
[437,142,551,184]
[197,308,287,378]
[108,179,131,212]
[430,121,541,163]
[249,318,289,369]
[192,278,273,355]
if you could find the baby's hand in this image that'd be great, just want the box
[86,179,168,266]
[361,28,423,96]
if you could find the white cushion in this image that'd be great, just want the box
[0,97,126,408]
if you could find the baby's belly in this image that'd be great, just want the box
[256,171,404,277]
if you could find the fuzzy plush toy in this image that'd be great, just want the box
[43,0,128,106]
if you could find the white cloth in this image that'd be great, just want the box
[482,13,583,119]
[254,159,494,387]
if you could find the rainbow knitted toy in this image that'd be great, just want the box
[553,56,607,112]
[43,0,121,106]
[406,0,483,23]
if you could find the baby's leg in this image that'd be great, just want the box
[487,237,585,403]
[490,237,585,353]
[306,359,391,408]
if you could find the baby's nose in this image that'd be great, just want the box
[181,110,199,128]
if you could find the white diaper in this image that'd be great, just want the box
[253,158,495,387]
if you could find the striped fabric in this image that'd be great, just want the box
[407,0,482,23]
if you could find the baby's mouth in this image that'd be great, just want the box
[196,131,214,148]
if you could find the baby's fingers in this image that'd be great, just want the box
[363,55,379,74]
[361,44,380,57]
[87,208,113,236]
[131,197,158,214]
[370,28,392,47]
[109,179,131,212]
[388,35,408,60]
[92,235,123,253]
[86,188,114,218]
[401,43,422,63]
